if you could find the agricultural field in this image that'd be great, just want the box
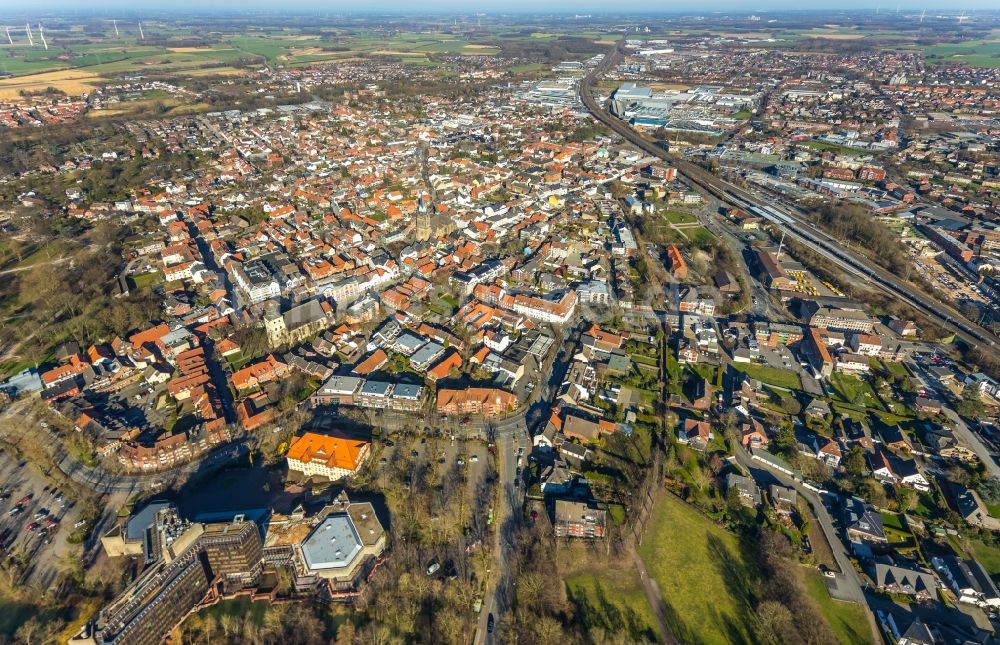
[638,494,758,645]
[922,39,1000,68]
[0,27,507,100]
[0,69,104,100]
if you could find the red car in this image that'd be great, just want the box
[16,495,32,506]
[25,522,39,532]
[43,518,57,529]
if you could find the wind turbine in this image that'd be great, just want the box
[25,23,33,47]
[37,24,47,49]
[138,21,144,40]
[957,10,968,24]
[4,26,12,46]
[920,9,926,22]
[113,19,119,37]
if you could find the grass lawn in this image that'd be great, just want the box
[664,210,698,225]
[881,512,905,531]
[803,141,869,157]
[631,354,658,367]
[880,513,917,554]
[803,570,874,645]
[829,373,882,409]
[970,540,1000,579]
[688,363,718,384]
[799,500,837,571]
[686,227,716,246]
[879,360,909,379]
[734,363,801,390]
[638,494,757,645]
[566,570,659,643]
[130,271,163,289]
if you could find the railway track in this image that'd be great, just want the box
[579,47,997,349]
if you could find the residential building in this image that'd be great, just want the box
[552,500,606,539]
[932,556,1000,608]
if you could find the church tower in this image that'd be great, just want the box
[264,302,286,347]
[415,210,431,242]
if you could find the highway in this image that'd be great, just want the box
[578,44,998,350]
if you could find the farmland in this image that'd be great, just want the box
[922,39,1000,68]
[0,28,507,100]
[0,69,104,100]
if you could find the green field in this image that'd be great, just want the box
[829,373,882,410]
[686,227,716,246]
[566,570,659,643]
[129,271,163,289]
[734,363,802,391]
[923,40,1000,68]
[638,495,757,645]
[970,540,1000,579]
[664,210,698,225]
[803,141,869,157]
[803,571,873,645]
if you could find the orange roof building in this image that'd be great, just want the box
[352,349,388,376]
[436,387,518,417]
[666,245,688,280]
[427,350,462,383]
[285,432,370,481]
[129,323,171,350]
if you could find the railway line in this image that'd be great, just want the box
[579,46,997,349]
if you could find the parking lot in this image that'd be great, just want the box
[374,433,489,500]
[0,449,84,589]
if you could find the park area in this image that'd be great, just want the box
[565,569,660,643]
[638,494,758,645]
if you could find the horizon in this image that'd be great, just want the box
[6,3,1000,15]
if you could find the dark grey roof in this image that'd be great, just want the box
[874,562,937,595]
[125,501,171,542]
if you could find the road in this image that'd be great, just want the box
[0,399,250,494]
[577,43,998,350]
[475,423,526,645]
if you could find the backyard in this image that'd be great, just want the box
[734,363,802,390]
